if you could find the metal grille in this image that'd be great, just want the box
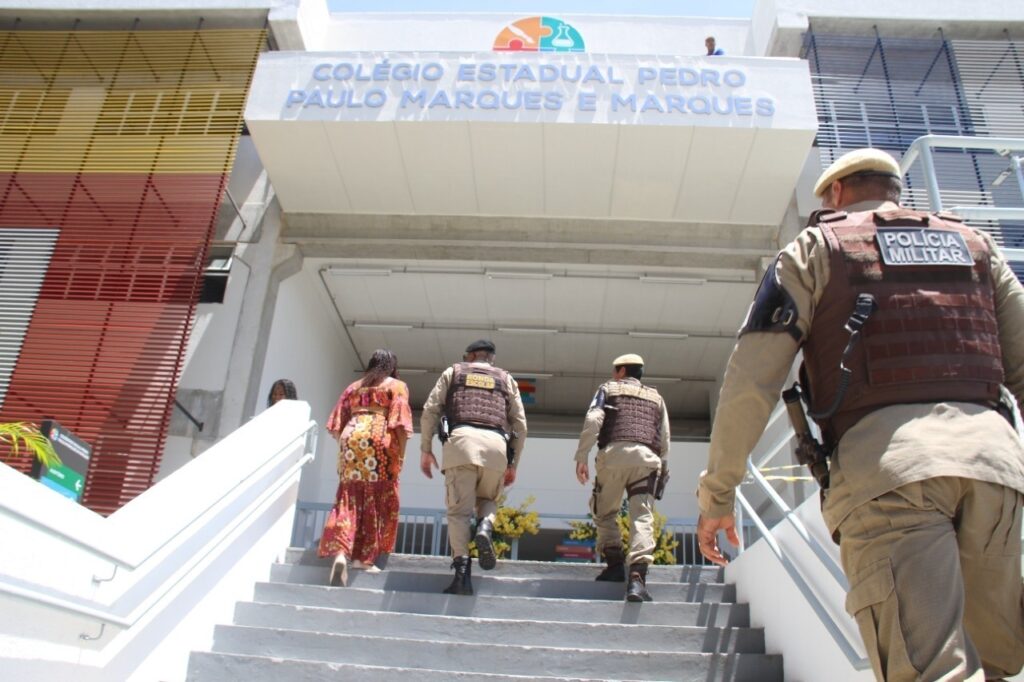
[291,503,756,566]
[949,39,1024,247]
[0,228,58,409]
[951,39,1024,139]
[805,32,1024,249]
[0,28,263,514]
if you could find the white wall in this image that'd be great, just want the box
[157,245,250,480]
[319,12,750,57]
[388,434,710,519]
[259,266,358,503]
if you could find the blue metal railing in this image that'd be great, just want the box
[290,503,754,565]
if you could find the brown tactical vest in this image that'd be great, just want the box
[597,380,663,452]
[444,362,511,433]
[802,207,1003,444]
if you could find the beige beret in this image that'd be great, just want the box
[813,148,902,197]
[613,353,644,367]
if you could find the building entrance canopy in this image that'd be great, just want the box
[246,51,817,224]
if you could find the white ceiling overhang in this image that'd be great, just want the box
[310,258,755,422]
[246,51,818,225]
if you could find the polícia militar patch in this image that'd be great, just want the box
[876,228,972,266]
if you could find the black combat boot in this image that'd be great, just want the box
[594,545,626,582]
[625,563,653,602]
[442,556,473,595]
[474,518,497,571]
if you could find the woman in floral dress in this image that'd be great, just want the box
[318,349,413,586]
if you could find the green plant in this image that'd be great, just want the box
[0,422,61,469]
[568,501,680,565]
[470,494,541,560]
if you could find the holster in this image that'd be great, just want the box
[438,416,450,445]
[654,468,670,500]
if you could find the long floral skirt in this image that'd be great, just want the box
[318,479,400,563]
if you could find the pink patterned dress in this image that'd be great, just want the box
[317,377,413,562]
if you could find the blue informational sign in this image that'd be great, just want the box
[31,420,92,504]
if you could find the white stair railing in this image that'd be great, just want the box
[0,400,317,682]
[729,402,871,675]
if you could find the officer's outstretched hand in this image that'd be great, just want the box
[420,451,439,479]
[504,467,516,486]
[575,461,589,485]
[697,513,740,566]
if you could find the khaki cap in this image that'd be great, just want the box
[813,148,901,197]
[613,353,644,367]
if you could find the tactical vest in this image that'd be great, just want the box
[597,380,663,452]
[802,207,1003,444]
[444,362,511,433]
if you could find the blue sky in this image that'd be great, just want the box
[326,1,756,18]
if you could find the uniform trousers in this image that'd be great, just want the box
[837,477,1024,682]
[591,465,658,566]
[444,463,504,558]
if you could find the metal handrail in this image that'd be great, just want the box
[754,403,793,468]
[899,134,1024,218]
[735,405,868,668]
[745,459,848,590]
[735,489,870,669]
[0,424,316,631]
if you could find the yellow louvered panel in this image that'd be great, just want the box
[0,28,264,174]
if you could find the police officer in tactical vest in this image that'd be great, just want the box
[575,354,670,602]
[697,148,1024,680]
[420,339,528,595]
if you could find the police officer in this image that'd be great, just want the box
[420,339,528,595]
[697,148,1024,680]
[575,354,670,602]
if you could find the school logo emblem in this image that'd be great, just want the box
[493,17,585,53]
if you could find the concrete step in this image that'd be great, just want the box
[283,549,723,583]
[253,582,750,627]
[188,651,644,681]
[234,601,766,654]
[270,564,735,603]
[210,625,784,681]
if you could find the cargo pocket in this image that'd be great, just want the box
[445,477,457,509]
[845,557,919,679]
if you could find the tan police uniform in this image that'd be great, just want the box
[421,362,528,558]
[699,150,1024,681]
[576,371,670,567]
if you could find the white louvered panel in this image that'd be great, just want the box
[0,228,58,409]
[806,33,1024,250]
[952,40,1024,139]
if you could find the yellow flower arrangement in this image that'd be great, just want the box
[568,502,679,565]
[469,494,541,560]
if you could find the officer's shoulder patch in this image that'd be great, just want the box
[933,210,964,223]
[589,387,607,410]
[739,255,803,342]
[807,208,848,226]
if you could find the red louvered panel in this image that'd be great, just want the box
[0,27,264,514]
[0,171,226,514]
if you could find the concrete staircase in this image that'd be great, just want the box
[186,550,783,681]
